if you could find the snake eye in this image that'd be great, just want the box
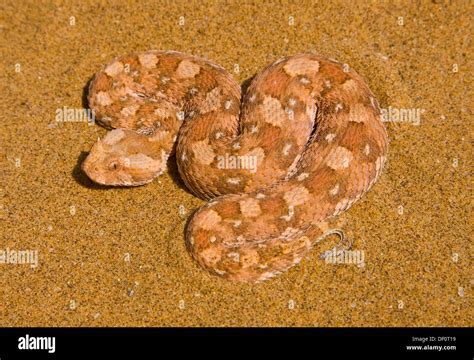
[108,161,119,171]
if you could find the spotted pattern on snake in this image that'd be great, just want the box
[82,50,388,282]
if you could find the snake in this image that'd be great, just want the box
[82,50,388,282]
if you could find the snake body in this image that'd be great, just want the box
[82,51,388,282]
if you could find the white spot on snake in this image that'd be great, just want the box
[138,53,159,68]
[326,146,354,170]
[286,108,295,120]
[256,193,266,199]
[284,185,309,206]
[329,184,340,196]
[364,144,371,156]
[191,140,215,165]
[250,125,259,134]
[348,103,368,123]
[154,108,171,118]
[227,252,240,263]
[227,178,241,185]
[200,87,222,114]
[283,58,319,76]
[288,98,297,107]
[325,80,332,88]
[104,61,124,77]
[120,104,140,117]
[224,99,232,109]
[197,209,222,231]
[161,76,170,84]
[96,91,113,106]
[209,236,216,243]
[280,205,295,221]
[283,143,292,156]
[300,77,311,85]
[307,104,317,122]
[249,93,257,102]
[227,219,241,228]
[200,247,221,266]
[325,133,336,143]
[189,87,199,95]
[260,96,286,127]
[296,173,309,181]
[341,79,358,92]
[239,198,262,217]
[232,142,241,150]
[342,157,350,168]
[102,129,125,145]
[215,132,223,139]
[175,59,201,79]
[335,103,343,112]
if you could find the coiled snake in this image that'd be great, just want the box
[82,51,388,282]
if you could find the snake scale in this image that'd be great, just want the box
[82,50,388,282]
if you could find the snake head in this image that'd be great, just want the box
[82,129,168,186]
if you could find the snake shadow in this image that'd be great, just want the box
[240,75,255,98]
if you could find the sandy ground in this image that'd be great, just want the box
[0,0,472,326]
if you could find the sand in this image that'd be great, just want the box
[0,0,472,326]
